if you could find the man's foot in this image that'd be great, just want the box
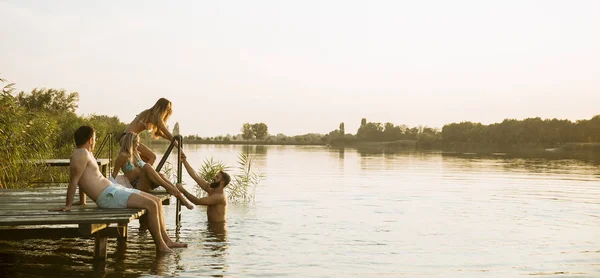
[167,241,188,248]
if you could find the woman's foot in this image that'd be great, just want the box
[167,241,188,248]
[176,193,194,210]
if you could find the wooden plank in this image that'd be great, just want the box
[0,215,141,226]
[0,227,84,239]
[0,208,142,216]
[0,211,144,221]
[0,226,129,239]
[79,223,108,236]
[31,159,109,167]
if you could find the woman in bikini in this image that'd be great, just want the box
[112,132,194,210]
[121,98,178,165]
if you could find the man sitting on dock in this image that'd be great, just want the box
[176,153,230,222]
[52,125,186,253]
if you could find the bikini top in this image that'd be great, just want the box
[135,115,150,130]
[122,157,146,173]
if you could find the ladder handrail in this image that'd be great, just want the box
[153,135,184,228]
[94,132,113,170]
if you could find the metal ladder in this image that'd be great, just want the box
[154,135,184,228]
[94,132,113,172]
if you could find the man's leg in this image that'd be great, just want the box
[126,192,173,253]
[137,191,187,248]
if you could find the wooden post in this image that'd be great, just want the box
[94,234,108,260]
[116,224,127,241]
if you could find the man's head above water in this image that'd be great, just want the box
[210,171,231,189]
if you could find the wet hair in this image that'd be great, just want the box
[119,132,142,162]
[74,126,95,147]
[137,98,172,139]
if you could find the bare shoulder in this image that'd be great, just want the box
[116,152,128,160]
[70,148,92,168]
[71,148,88,160]
[217,193,227,205]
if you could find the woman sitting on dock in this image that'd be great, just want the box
[112,132,194,210]
[120,98,178,165]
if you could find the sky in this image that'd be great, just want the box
[1,0,599,137]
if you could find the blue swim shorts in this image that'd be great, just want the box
[96,184,141,209]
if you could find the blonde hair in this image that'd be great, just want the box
[137,98,172,138]
[119,132,142,163]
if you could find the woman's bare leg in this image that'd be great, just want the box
[138,164,195,210]
[126,193,173,253]
[137,143,157,165]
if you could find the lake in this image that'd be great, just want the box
[1,144,599,277]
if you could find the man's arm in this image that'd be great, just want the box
[74,187,86,205]
[51,151,86,211]
[177,183,224,206]
[176,183,202,204]
[182,159,210,192]
[194,194,226,206]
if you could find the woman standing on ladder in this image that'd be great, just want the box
[120,98,179,165]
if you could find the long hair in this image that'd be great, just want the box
[119,132,142,163]
[137,98,172,138]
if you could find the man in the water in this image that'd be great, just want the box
[177,153,230,222]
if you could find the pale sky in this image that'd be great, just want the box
[1,0,599,137]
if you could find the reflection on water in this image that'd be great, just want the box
[1,145,599,277]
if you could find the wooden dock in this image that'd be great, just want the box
[0,186,170,260]
[32,158,110,177]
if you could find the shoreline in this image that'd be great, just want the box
[149,140,600,155]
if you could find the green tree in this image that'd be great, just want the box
[252,123,269,140]
[241,123,254,140]
[17,88,79,114]
[0,77,54,187]
[339,122,345,135]
[173,122,180,136]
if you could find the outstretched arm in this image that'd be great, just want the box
[181,154,210,193]
[157,120,176,143]
[176,183,225,206]
[51,151,86,211]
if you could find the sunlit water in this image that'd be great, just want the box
[1,145,599,277]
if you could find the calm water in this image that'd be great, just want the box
[1,145,599,277]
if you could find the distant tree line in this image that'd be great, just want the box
[442,116,600,148]
[324,118,442,148]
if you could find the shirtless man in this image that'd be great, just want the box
[52,126,186,253]
[177,153,230,222]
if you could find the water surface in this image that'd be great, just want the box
[1,145,599,277]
